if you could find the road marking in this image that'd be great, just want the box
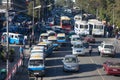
[89,57,106,80]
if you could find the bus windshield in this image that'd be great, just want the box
[30,60,43,66]
[80,25,88,29]
[62,20,70,25]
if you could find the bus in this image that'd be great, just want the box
[88,19,104,36]
[28,53,45,77]
[74,20,89,36]
[60,16,72,32]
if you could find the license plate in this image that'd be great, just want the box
[113,69,117,71]
[34,73,39,75]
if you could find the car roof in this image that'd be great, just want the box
[57,33,65,37]
[102,41,113,45]
[40,33,48,36]
[48,36,57,40]
[30,53,44,60]
[37,42,48,46]
[65,55,77,58]
[71,35,79,38]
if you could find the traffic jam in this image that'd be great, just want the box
[0,5,120,80]
[27,7,120,80]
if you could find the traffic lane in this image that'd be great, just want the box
[89,38,120,80]
[43,44,104,80]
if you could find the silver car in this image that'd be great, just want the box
[62,55,79,72]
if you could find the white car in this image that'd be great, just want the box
[70,35,81,45]
[98,41,116,57]
[72,41,86,56]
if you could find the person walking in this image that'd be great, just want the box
[23,38,26,48]
[19,46,24,59]
[89,45,92,56]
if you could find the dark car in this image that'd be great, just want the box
[84,35,95,43]
[0,69,6,80]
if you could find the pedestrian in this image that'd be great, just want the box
[23,38,26,48]
[89,45,92,56]
[19,46,24,59]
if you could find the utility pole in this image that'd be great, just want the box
[6,0,9,76]
[32,0,35,36]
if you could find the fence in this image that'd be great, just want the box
[5,58,23,80]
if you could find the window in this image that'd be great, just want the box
[30,60,43,66]
[65,57,77,63]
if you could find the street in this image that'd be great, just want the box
[13,38,120,80]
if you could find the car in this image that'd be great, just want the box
[98,41,116,57]
[67,30,76,40]
[103,60,120,75]
[0,69,6,80]
[70,35,81,45]
[84,35,95,43]
[72,41,86,56]
[62,55,79,72]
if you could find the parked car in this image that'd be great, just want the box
[98,41,116,57]
[84,35,95,43]
[62,55,79,72]
[0,69,6,80]
[103,60,120,75]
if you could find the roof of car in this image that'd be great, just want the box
[30,53,44,60]
[37,42,48,46]
[57,33,65,37]
[40,33,48,36]
[102,41,114,45]
[71,35,79,37]
[48,36,57,40]
[65,55,77,58]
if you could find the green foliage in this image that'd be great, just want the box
[74,0,120,27]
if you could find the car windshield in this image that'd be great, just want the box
[108,62,120,68]
[57,37,65,40]
[41,36,48,39]
[74,44,83,48]
[65,57,77,63]
[104,45,114,49]
[29,60,43,66]
[49,33,56,36]
[73,38,80,41]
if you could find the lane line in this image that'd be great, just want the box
[89,57,106,80]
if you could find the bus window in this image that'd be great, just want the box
[94,25,103,29]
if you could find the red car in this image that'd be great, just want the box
[84,35,95,43]
[103,60,120,75]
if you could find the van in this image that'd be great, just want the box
[28,53,45,77]
[1,32,24,44]
[57,33,66,43]
[31,46,46,56]
[39,33,48,42]
[37,42,53,56]
[48,36,58,47]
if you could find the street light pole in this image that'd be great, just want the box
[6,0,9,75]
[32,0,35,36]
